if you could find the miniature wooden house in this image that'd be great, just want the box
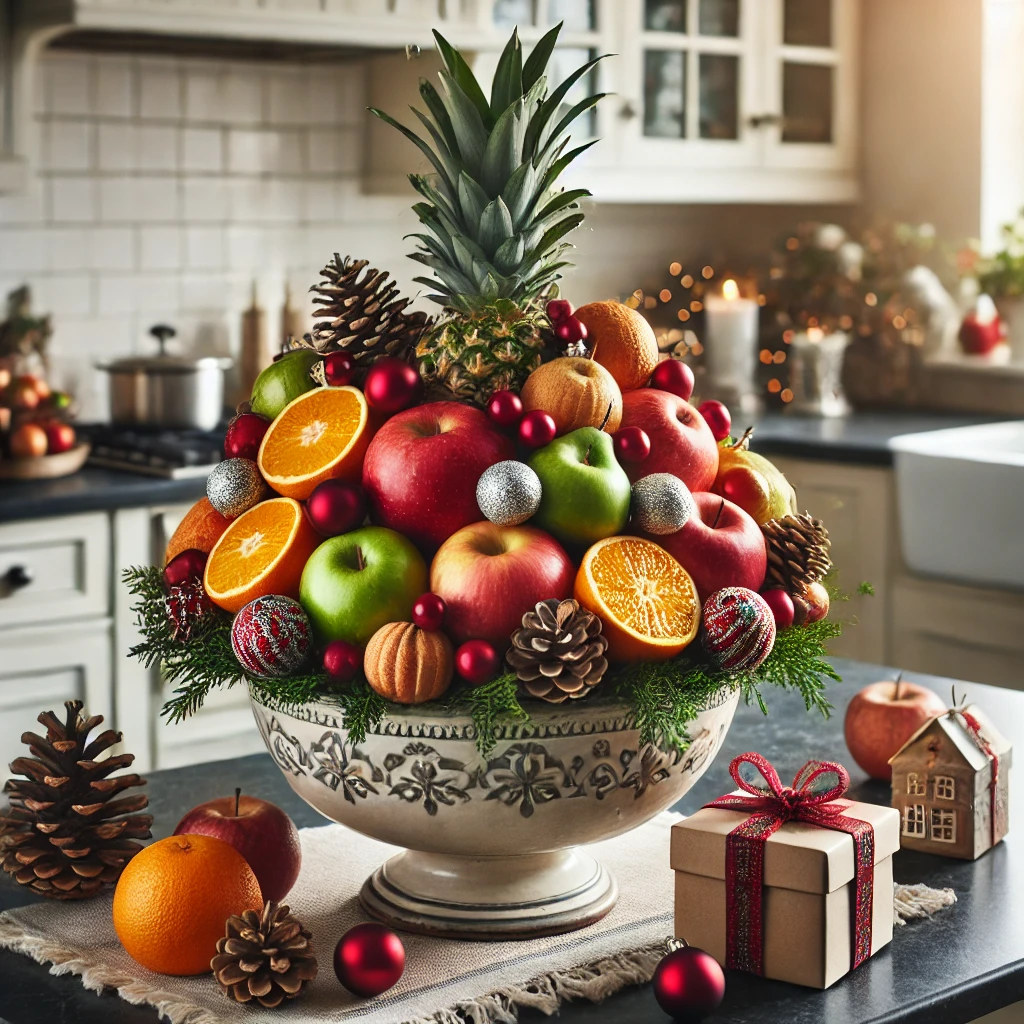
[889,705,1011,860]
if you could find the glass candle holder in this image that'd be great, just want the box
[788,328,851,417]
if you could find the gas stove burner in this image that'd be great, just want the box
[83,425,224,478]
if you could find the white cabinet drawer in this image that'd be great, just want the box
[155,683,264,770]
[0,513,110,630]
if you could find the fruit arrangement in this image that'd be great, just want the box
[0,366,78,463]
[125,25,843,755]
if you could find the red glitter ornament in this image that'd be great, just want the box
[323,639,362,682]
[555,317,587,344]
[455,639,500,685]
[333,923,405,998]
[653,946,725,1022]
[224,412,270,461]
[650,359,695,402]
[323,351,357,387]
[487,389,524,428]
[546,298,573,322]
[363,357,422,414]
[697,399,731,442]
[519,410,557,448]
[306,479,367,536]
[612,425,651,463]
[412,592,446,631]
[231,595,313,678]
[163,548,207,589]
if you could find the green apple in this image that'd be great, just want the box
[528,427,631,545]
[299,526,427,646]
[250,350,320,420]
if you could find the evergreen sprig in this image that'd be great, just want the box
[444,673,531,756]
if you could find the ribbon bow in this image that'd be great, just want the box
[704,752,875,977]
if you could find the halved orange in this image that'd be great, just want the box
[204,497,320,613]
[257,385,370,500]
[574,536,701,662]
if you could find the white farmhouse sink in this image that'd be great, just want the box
[891,421,1024,591]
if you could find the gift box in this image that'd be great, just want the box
[671,754,901,989]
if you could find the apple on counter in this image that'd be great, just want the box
[173,788,302,902]
[844,674,948,780]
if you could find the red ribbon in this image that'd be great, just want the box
[704,752,875,976]
[955,710,1001,848]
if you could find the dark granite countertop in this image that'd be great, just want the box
[0,412,995,524]
[1,658,1021,1024]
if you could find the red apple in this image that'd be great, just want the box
[644,491,767,601]
[843,677,947,780]
[362,402,515,551]
[173,789,301,902]
[959,295,1003,356]
[430,521,575,647]
[44,420,76,455]
[618,388,719,492]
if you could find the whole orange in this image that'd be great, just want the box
[575,301,660,391]
[113,834,263,976]
[165,497,231,565]
[10,423,48,458]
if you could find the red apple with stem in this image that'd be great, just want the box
[843,674,948,780]
[173,788,302,902]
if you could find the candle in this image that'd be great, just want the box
[703,279,759,409]
[788,329,851,417]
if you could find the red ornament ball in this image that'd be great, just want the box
[323,351,357,387]
[697,399,731,442]
[455,639,500,685]
[487,389,524,428]
[307,479,367,536]
[612,425,651,463]
[653,946,726,1022]
[519,410,557,448]
[163,548,207,589]
[702,587,776,671]
[412,592,446,631]
[650,359,695,402]
[334,923,405,998]
[323,639,362,682]
[761,588,795,631]
[363,357,422,415]
[224,412,270,461]
[555,316,587,344]
[231,595,313,679]
[546,298,574,322]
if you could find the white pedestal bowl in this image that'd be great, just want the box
[250,687,739,940]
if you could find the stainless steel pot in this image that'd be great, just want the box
[97,325,232,431]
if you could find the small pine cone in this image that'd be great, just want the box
[507,599,608,704]
[212,902,317,1009]
[761,512,832,593]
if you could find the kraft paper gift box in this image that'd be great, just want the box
[671,798,901,989]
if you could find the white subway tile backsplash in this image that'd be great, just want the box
[182,178,228,222]
[138,125,179,171]
[180,273,231,312]
[225,226,265,271]
[88,227,136,270]
[139,61,183,120]
[268,71,307,125]
[44,120,93,172]
[97,274,137,316]
[307,127,359,175]
[181,128,223,172]
[0,190,45,225]
[0,229,46,273]
[224,70,265,125]
[35,273,93,317]
[139,226,183,270]
[95,58,136,118]
[50,178,98,223]
[185,226,225,270]
[46,228,89,272]
[133,178,180,222]
[97,122,138,171]
[97,274,175,316]
[99,176,137,222]
[45,57,92,117]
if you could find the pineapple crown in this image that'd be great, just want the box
[370,24,608,314]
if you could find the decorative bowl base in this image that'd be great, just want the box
[360,847,618,939]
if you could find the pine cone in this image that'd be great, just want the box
[0,702,152,899]
[212,902,317,1008]
[308,254,431,364]
[762,512,832,592]
[507,599,608,704]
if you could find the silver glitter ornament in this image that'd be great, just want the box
[207,457,268,518]
[631,473,695,535]
[476,460,542,527]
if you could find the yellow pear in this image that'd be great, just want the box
[712,429,797,525]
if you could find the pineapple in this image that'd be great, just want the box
[371,25,606,405]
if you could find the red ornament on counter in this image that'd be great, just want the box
[612,425,651,463]
[224,413,270,461]
[323,351,357,386]
[334,922,405,998]
[650,359,695,403]
[487,389,524,428]
[323,640,362,683]
[455,639,500,685]
[697,399,731,442]
[653,945,726,1022]
[760,588,795,631]
[411,592,446,631]
[546,298,574,323]
[306,479,367,537]
[163,548,208,589]
[519,409,557,448]
[363,357,422,414]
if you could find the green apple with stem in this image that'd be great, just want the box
[528,426,632,546]
[299,526,427,646]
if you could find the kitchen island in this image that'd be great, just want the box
[0,658,1021,1024]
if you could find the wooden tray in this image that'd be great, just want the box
[0,443,91,480]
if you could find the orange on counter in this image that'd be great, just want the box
[574,536,700,661]
[113,834,263,976]
[258,385,369,500]
[204,497,319,613]
[165,497,231,565]
[575,301,660,392]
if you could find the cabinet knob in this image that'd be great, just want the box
[748,113,784,129]
[3,564,33,591]
[619,100,639,121]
